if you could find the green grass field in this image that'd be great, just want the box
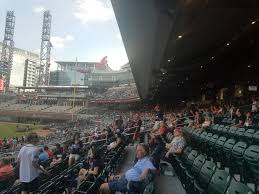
[0,122,46,139]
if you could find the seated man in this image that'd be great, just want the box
[100,144,156,194]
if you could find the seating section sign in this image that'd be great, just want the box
[0,79,4,91]
[248,86,257,91]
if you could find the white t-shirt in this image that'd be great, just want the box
[18,144,39,182]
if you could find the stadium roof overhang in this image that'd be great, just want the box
[112,0,259,103]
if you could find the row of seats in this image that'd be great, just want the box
[182,127,259,193]
[204,124,259,145]
[161,128,254,194]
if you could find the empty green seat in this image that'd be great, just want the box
[252,130,259,144]
[194,160,217,193]
[231,141,248,180]
[235,128,246,139]
[228,126,238,137]
[222,126,229,135]
[243,145,259,191]
[214,136,227,162]
[223,138,236,168]
[244,129,255,144]
[225,178,254,194]
[207,169,231,194]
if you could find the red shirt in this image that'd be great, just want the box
[47,150,54,158]
[159,127,167,135]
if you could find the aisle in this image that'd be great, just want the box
[155,174,186,194]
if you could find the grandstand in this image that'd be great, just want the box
[0,0,259,194]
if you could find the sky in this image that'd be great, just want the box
[0,0,129,71]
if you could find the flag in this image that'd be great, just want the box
[0,79,4,91]
[96,56,108,69]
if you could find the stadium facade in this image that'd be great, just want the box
[54,61,134,87]
[0,42,40,90]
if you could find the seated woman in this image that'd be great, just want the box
[100,144,156,194]
[78,149,104,183]
[0,158,14,180]
[165,128,186,158]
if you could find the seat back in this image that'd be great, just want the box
[244,129,255,143]
[186,150,199,167]
[243,145,259,178]
[252,130,259,144]
[225,178,254,194]
[192,154,206,176]
[207,169,231,194]
[208,134,219,147]
[197,160,216,186]
[232,141,248,161]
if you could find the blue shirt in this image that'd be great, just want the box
[125,157,156,182]
[39,152,49,162]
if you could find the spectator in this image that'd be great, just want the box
[78,149,104,183]
[100,144,156,194]
[202,115,211,128]
[234,109,246,127]
[165,128,186,158]
[18,133,48,194]
[252,97,258,113]
[0,158,14,179]
[44,146,54,158]
[69,133,83,166]
[39,148,49,162]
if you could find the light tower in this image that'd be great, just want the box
[0,11,15,90]
[38,10,52,86]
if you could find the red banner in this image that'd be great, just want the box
[0,79,4,91]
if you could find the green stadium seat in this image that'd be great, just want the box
[222,126,229,136]
[252,130,259,144]
[235,128,246,139]
[225,178,254,194]
[194,160,217,194]
[222,138,236,169]
[207,169,231,194]
[243,129,255,145]
[185,154,207,193]
[243,145,259,191]
[228,126,238,138]
[198,132,208,151]
[180,150,199,186]
[214,136,227,163]
[231,141,248,181]
[207,134,219,157]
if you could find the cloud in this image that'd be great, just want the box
[65,35,74,41]
[33,6,45,13]
[50,35,75,49]
[87,47,129,70]
[73,0,114,24]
